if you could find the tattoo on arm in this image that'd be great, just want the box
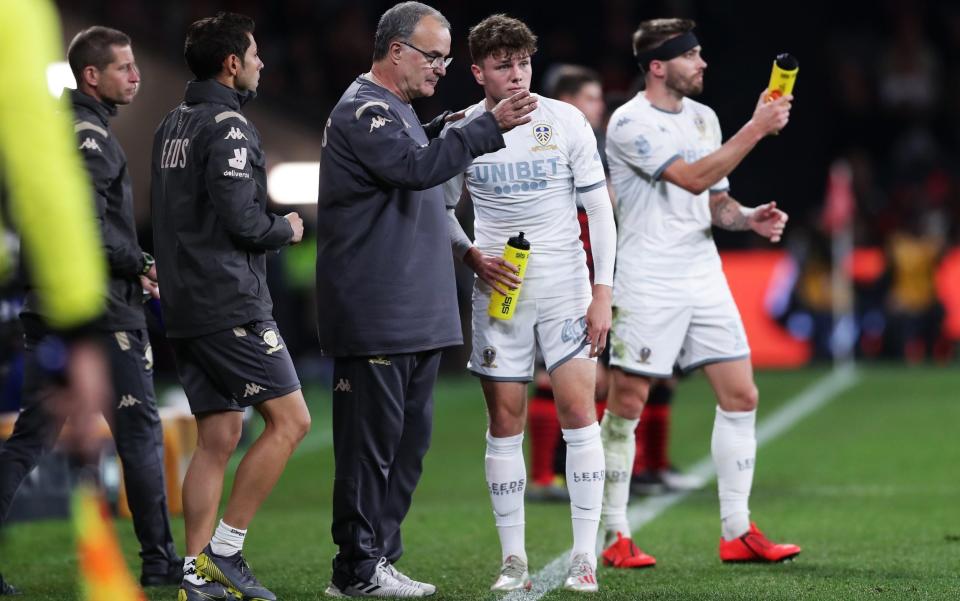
[710,194,750,231]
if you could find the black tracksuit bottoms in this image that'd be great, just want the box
[330,350,441,584]
[0,329,178,576]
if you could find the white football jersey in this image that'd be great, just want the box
[443,96,606,298]
[606,92,729,306]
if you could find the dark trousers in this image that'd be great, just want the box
[0,329,178,576]
[330,350,440,584]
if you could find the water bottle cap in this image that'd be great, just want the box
[508,231,530,250]
[775,53,798,70]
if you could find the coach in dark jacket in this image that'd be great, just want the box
[149,82,291,338]
[316,2,536,596]
[0,26,181,588]
[151,13,310,601]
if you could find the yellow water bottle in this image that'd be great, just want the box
[766,53,798,101]
[488,232,531,320]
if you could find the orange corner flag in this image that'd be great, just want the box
[73,483,146,601]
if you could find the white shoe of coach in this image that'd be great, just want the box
[324,557,431,597]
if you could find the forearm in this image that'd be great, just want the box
[360,112,504,191]
[98,215,144,277]
[105,242,144,277]
[579,185,617,286]
[210,185,293,250]
[592,282,612,302]
[709,192,752,231]
[446,208,473,260]
[665,122,764,194]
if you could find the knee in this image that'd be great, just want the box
[271,409,312,448]
[556,401,597,430]
[288,410,312,444]
[609,376,650,420]
[721,385,759,412]
[198,422,242,462]
[488,404,525,437]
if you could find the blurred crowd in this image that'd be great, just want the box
[779,1,960,363]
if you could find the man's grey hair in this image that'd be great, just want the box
[373,2,450,61]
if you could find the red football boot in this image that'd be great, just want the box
[601,532,657,568]
[719,522,801,563]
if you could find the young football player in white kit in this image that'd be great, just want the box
[442,14,617,594]
[600,17,802,565]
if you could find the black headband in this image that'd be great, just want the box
[636,31,699,68]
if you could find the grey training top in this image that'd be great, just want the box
[315,76,505,356]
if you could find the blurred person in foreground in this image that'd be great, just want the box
[0,25,183,589]
[316,2,536,597]
[601,18,801,567]
[0,0,138,596]
[150,12,309,601]
[443,15,616,593]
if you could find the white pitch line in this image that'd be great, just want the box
[504,365,859,601]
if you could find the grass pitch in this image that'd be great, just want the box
[1,365,958,599]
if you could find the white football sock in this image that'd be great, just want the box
[485,430,527,562]
[564,422,604,565]
[712,407,757,540]
[599,411,639,542]
[183,556,203,585]
[210,519,246,557]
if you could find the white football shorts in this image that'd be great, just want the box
[609,276,750,377]
[468,280,593,381]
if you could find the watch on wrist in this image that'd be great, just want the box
[139,252,155,276]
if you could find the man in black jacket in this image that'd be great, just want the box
[150,12,309,601]
[0,26,181,590]
[317,2,537,597]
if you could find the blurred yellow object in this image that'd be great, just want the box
[0,0,106,329]
[888,232,941,313]
[73,482,146,601]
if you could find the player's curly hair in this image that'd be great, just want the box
[468,14,538,64]
[632,18,696,68]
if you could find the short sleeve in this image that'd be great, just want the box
[708,109,729,192]
[564,107,607,192]
[606,113,681,181]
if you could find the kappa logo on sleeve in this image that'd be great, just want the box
[79,137,101,152]
[369,115,392,132]
[224,126,247,140]
[228,147,247,170]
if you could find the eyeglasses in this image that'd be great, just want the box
[398,41,452,70]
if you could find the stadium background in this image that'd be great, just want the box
[1,0,958,599]
[49,0,960,376]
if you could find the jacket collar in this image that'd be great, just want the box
[184,79,255,109]
[69,89,117,124]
